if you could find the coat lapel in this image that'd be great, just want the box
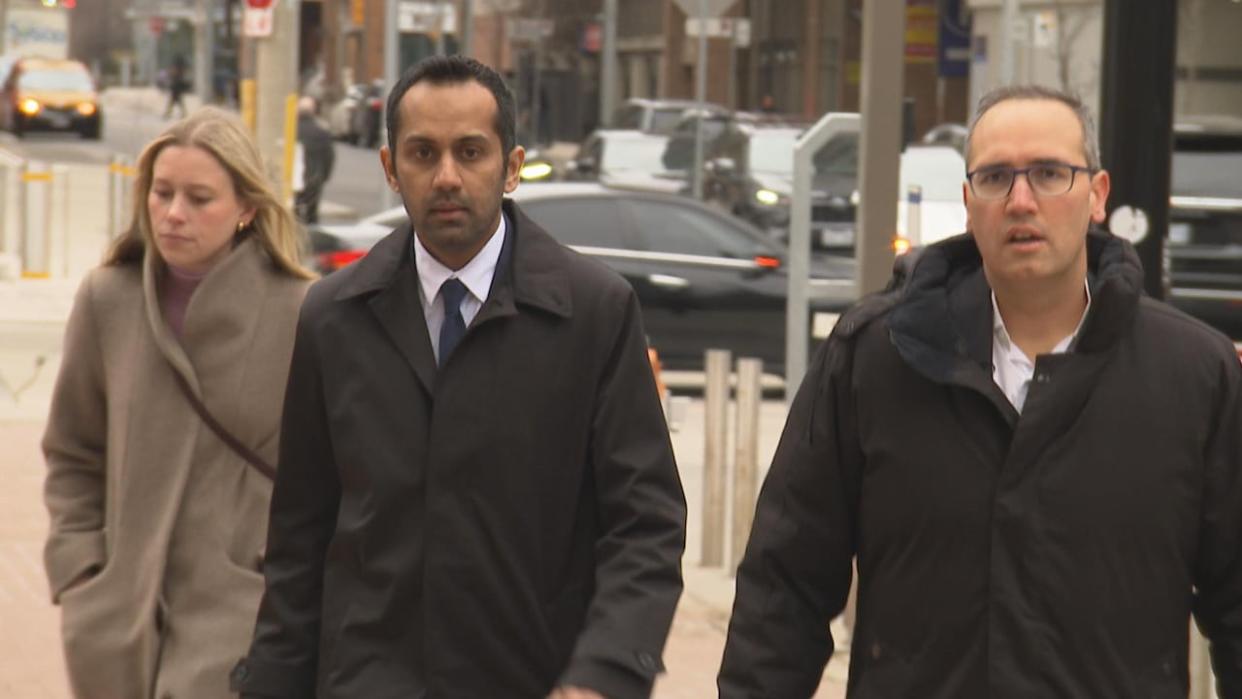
[338,223,438,395]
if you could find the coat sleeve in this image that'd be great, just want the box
[1193,347,1242,698]
[556,289,687,699]
[42,272,109,604]
[232,301,340,699]
[718,330,862,698]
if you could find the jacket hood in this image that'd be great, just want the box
[887,230,1145,386]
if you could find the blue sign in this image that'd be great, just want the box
[939,0,971,78]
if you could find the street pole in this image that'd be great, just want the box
[600,0,618,127]
[855,0,904,295]
[381,0,399,211]
[195,0,214,104]
[255,0,301,205]
[460,0,473,56]
[691,0,708,200]
[434,0,446,55]
[998,0,1018,85]
[1099,1,1177,300]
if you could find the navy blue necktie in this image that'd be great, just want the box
[438,278,467,367]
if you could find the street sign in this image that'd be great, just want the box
[507,18,554,42]
[243,6,273,37]
[398,2,456,34]
[672,0,736,18]
[684,17,750,46]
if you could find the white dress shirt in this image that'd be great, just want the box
[991,279,1091,414]
[413,214,507,364]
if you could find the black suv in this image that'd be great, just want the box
[699,122,860,252]
[1168,121,1242,338]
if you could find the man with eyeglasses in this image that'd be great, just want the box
[719,84,1242,698]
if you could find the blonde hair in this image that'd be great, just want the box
[104,106,315,280]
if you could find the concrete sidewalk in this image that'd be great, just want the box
[0,277,849,697]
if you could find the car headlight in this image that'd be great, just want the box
[754,188,782,206]
[520,162,553,181]
[76,102,97,116]
[18,98,40,116]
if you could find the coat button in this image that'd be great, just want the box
[870,641,882,660]
[635,651,658,673]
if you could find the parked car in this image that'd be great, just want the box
[0,57,101,139]
[566,129,685,193]
[1167,119,1242,338]
[702,120,967,253]
[325,81,383,147]
[610,98,727,135]
[308,183,856,371]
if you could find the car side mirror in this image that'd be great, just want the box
[574,157,597,174]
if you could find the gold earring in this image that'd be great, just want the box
[237,220,247,232]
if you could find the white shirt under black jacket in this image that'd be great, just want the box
[413,214,507,364]
[991,278,1092,414]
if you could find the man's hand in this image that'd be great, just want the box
[547,687,606,699]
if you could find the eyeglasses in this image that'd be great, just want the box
[966,162,1097,200]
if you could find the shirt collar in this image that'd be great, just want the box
[413,213,507,304]
[992,277,1093,354]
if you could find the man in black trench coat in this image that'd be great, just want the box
[232,55,686,699]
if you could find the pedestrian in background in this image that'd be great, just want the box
[719,84,1242,697]
[42,107,314,699]
[232,55,686,699]
[163,55,190,120]
[293,95,335,225]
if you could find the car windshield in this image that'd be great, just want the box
[603,137,669,173]
[1172,137,1242,199]
[748,131,860,180]
[649,108,686,134]
[19,69,93,92]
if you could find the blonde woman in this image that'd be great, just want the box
[42,107,314,698]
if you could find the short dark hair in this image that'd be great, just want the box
[385,55,517,160]
[965,84,1100,170]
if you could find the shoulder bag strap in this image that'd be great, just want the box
[170,368,277,481]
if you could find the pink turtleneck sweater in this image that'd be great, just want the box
[161,264,209,340]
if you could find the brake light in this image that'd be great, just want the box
[318,249,366,271]
[18,98,40,116]
[754,255,781,269]
[368,98,383,109]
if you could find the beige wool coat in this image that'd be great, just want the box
[42,237,310,699]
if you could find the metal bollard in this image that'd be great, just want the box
[20,161,52,278]
[48,164,70,278]
[730,357,763,572]
[108,156,134,238]
[0,150,24,257]
[701,348,731,567]
[906,184,923,247]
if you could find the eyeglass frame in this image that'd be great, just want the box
[965,161,1099,200]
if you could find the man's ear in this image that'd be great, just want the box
[1088,169,1111,224]
[504,145,526,194]
[379,146,400,193]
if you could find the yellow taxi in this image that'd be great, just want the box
[1,57,101,139]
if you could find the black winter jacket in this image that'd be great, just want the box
[720,232,1242,698]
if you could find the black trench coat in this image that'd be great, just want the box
[235,201,686,699]
[720,232,1242,698]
